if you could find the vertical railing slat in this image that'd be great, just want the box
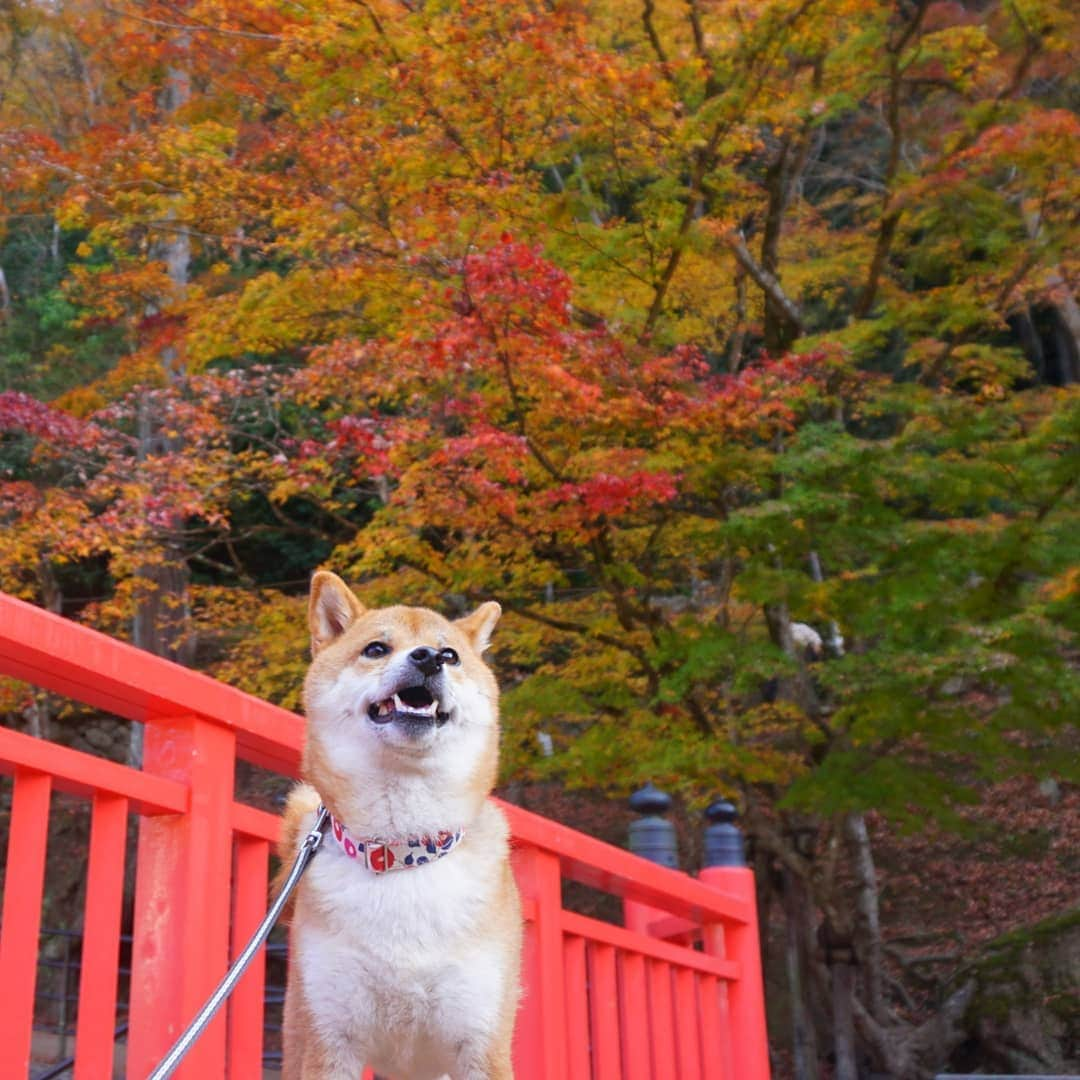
[647,959,678,1080]
[588,942,622,1080]
[673,968,703,1080]
[563,935,591,1080]
[618,951,651,1080]
[0,769,52,1075]
[696,973,730,1080]
[74,791,129,1080]
[228,835,270,1077]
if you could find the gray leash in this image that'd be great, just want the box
[146,805,330,1080]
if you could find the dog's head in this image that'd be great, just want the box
[301,572,502,815]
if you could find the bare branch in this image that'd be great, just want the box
[722,229,805,334]
[103,5,281,41]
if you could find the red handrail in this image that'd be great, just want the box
[0,592,770,1079]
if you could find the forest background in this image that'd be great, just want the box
[1,1,1078,1077]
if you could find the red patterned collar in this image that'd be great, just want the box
[327,813,464,873]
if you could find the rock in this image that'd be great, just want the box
[949,910,1080,1075]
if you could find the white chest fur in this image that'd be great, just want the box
[294,813,513,1079]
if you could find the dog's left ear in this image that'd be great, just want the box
[309,571,366,654]
[455,601,501,655]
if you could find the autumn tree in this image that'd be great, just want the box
[2,1,1078,1076]
[282,241,1080,1077]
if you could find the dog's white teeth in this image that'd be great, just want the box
[393,693,437,717]
[377,699,394,716]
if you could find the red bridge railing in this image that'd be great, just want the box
[0,592,769,1079]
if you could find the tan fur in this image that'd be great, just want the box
[279,572,521,1080]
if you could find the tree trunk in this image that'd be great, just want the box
[727,266,748,372]
[761,138,796,354]
[129,42,193,768]
[831,957,858,1080]
[764,600,824,718]
[808,550,844,655]
[854,2,929,318]
[725,232,804,340]
[25,562,64,740]
[845,812,888,1023]
[853,977,976,1080]
[1044,274,1080,383]
[1011,307,1046,381]
[783,867,821,1080]
[1022,209,1079,384]
[759,125,814,353]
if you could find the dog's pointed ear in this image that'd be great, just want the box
[309,571,366,654]
[455,601,501,655]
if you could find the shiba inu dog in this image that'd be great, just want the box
[278,571,522,1080]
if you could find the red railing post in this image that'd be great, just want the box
[127,715,237,1080]
[512,844,568,1080]
[722,868,770,1080]
[700,800,770,1080]
[0,769,52,1076]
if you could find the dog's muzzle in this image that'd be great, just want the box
[366,645,455,728]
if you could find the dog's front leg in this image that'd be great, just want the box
[283,978,365,1080]
[453,1046,514,1080]
[455,1064,513,1080]
[294,1040,366,1080]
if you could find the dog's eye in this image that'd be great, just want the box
[438,647,460,666]
[362,641,390,659]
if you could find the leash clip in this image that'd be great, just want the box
[303,805,331,854]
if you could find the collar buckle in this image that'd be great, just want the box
[367,841,392,873]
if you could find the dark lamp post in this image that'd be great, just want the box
[627,782,679,869]
[703,799,747,868]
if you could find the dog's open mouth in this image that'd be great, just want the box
[368,685,450,726]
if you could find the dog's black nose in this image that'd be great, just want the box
[409,646,443,676]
